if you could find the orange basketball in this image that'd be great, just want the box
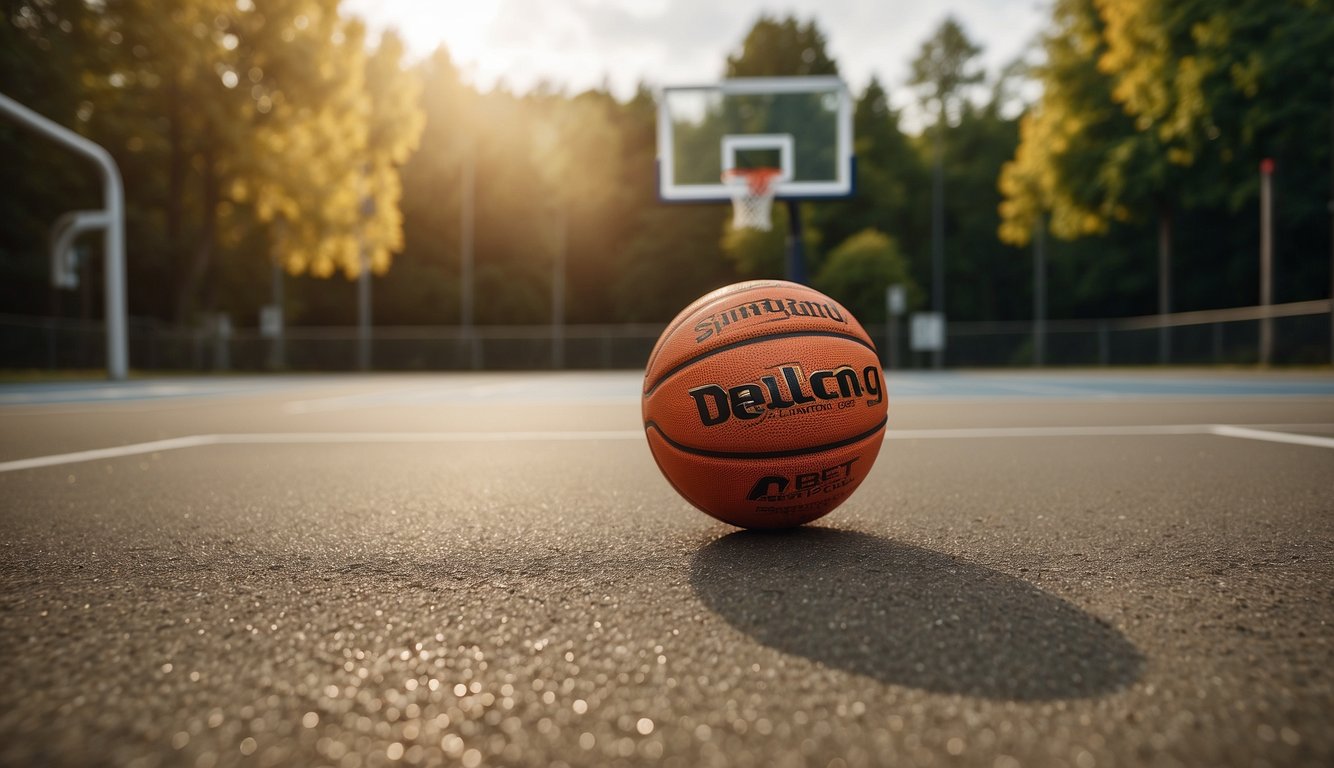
[642,280,888,529]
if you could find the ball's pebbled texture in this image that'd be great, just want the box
[642,280,888,529]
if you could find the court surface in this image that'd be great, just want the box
[2,370,1332,767]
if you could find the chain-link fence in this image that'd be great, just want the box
[3,301,1331,372]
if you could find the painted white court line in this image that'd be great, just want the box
[282,385,460,414]
[1209,424,1334,449]
[213,431,643,444]
[0,435,221,472]
[0,432,642,473]
[4,423,1332,474]
[883,424,1214,439]
[979,380,1123,399]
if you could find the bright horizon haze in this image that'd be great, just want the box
[343,0,1048,116]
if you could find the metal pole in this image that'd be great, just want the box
[1033,214,1047,367]
[551,206,565,369]
[887,314,899,370]
[0,92,127,380]
[883,285,902,371]
[1157,210,1171,365]
[784,200,806,284]
[357,188,375,372]
[460,146,477,368]
[931,120,945,370]
[1260,158,1274,366]
[269,220,285,370]
[357,246,372,371]
[270,259,285,369]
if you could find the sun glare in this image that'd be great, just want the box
[343,0,502,75]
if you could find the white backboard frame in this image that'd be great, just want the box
[657,76,854,202]
[720,134,795,182]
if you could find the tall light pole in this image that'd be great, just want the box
[357,192,375,372]
[550,203,565,369]
[1157,211,1172,365]
[1260,158,1274,366]
[460,144,477,368]
[267,217,286,371]
[1033,213,1047,367]
[931,118,946,370]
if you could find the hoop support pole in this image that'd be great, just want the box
[1,92,127,380]
[785,199,806,285]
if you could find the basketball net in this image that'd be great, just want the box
[722,168,783,231]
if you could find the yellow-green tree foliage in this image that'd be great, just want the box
[1003,0,1147,245]
[357,31,424,277]
[88,0,423,309]
[1097,0,1334,201]
[1001,0,1334,246]
[245,19,424,279]
[998,0,1133,245]
[243,6,369,279]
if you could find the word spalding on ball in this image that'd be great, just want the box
[642,280,888,529]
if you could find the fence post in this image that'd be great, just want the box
[1033,215,1047,367]
[1098,321,1110,366]
[1260,158,1275,365]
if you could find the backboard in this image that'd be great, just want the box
[657,76,854,202]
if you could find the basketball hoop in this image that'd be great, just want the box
[722,167,783,231]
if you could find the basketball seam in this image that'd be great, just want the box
[642,330,877,397]
[643,282,842,374]
[643,416,888,460]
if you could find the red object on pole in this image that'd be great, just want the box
[1260,157,1275,175]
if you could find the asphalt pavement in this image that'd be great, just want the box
[1,371,1331,767]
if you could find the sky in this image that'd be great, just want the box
[342,0,1050,115]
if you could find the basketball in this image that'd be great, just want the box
[642,280,888,529]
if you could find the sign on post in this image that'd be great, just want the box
[259,305,283,339]
[910,312,945,352]
[886,284,906,317]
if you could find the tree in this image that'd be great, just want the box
[813,229,918,324]
[998,0,1169,325]
[719,14,839,280]
[614,85,736,321]
[0,0,104,316]
[380,48,469,325]
[908,17,985,129]
[943,97,1026,321]
[999,0,1136,244]
[908,16,984,362]
[1003,0,1334,328]
[353,31,424,278]
[1095,0,1334,306]
[725,15,838,78]
[811,77,928,267]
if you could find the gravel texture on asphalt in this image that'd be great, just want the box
[1,372,1331,768]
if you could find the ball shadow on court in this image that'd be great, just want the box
[689,528,1143,701]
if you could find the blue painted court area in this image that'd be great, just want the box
[1,370,1332,407]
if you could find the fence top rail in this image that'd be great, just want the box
[949,299,1332,334]
[1109,299,1332,330]
[4,298,1330,338]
